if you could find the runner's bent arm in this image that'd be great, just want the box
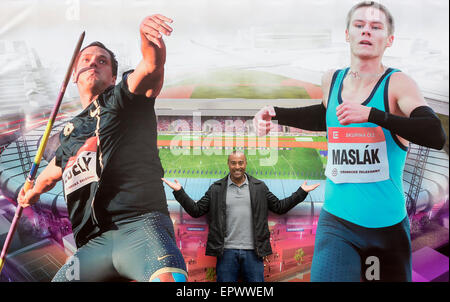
[337,72,446,150]
[368,72,446,150]
[18,157,62,208]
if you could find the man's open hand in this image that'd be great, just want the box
[300,181,320,193]
[162,178,182,191]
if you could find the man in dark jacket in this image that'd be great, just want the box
[162,151,319,282]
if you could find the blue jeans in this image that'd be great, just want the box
[216,249,264,282]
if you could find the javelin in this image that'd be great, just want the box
[0,31,85,274]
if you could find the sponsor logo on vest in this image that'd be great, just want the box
[332,168,338,177]
[63,137,98,196]
[63,122,75,136]
[63,153,93,181]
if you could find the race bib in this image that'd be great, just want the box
[325,127,389,184]
[63,137,99,197]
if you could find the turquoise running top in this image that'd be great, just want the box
[324,67,408,228]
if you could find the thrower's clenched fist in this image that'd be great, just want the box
[336,102,371,126]
[140,14,173,48]
[17,184,39,208]
[253,105,276,136]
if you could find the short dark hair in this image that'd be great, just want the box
[78,41,118,77]
[228,150,247,162]
[346,1,395,35]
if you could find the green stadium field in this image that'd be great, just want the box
[160,69,322,99]
[158,135,327,180]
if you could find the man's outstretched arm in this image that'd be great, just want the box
[162,178,210,218]
[267,181,319,215]
[127,14,173,98]
[336,72,446,150]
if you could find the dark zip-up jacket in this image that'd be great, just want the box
[172,174,308,258]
